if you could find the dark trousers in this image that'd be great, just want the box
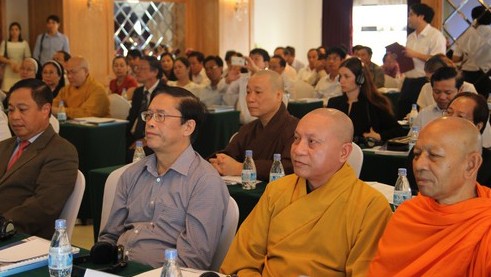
[462,70,491,99]
[397,77,428,119]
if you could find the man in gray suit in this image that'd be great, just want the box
[0,79,78,239]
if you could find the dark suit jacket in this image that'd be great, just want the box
[127,80,166,143]
[0,126,78,239]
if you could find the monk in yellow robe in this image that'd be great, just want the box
[221,108,392,276]
[369,117,491,276]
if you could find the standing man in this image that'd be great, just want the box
[397,3,446,119]
[221,108,392,276]
[33,15,70,65]
[0,79,78,239]
[98,87,229,269]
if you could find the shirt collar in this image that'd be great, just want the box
[144,144,195,177]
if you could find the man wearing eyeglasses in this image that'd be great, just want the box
[52,56,109,118]
[126,56,166,161]
[98,86,229,269]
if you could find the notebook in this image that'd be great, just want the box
[0,236,79,276]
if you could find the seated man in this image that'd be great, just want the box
[369,117,491,275]
[268,55,295,98]
[98,86,229,269]
[445,92,491,187]
[0,79,78,239]
[413,66,461,130]
[354,46,385,88]
[221,108,392,276]
[198,55,228,107]
[52,56,110,118]
[315,46,345,101]
[210,70,298,181]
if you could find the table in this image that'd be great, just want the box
[0,234,152,277]
[193,110,240,158]
[88,166,265,240]
[287,100,324,119]
[60,122,128,220]
[360,149,410,186]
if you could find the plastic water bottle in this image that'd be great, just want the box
[241,150,257,190]
[409,126,419,150]
[132,140,146,162]
[57,101,67,124]
[160,248,182,277]
[269,153,285,182]
[408,104,418,128]
[393,168,412,208]
[48,219,72,277]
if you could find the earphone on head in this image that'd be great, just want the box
[0,216,16,240]
[355,73,365,86]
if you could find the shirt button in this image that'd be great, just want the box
[157,178,161,182]
[134,230,139,234]
[150,200,154,205]
[125,250,129,256]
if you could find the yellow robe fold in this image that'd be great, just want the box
[220,163,392,276]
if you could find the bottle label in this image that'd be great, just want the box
[57,112,67,122]
[393,191,412,206]
[241,170,257,190]
[269,173,285,182]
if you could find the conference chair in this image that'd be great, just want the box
[59,170,85,239]
[347,142,363,178]
[293,80,315,99]
[108,93,131,120]
[99,164,133,234]
[210,196,239,271]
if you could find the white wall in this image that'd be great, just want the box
[253,0,322,65]
[5,0,29,39]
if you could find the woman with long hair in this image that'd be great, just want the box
[327,57,405,145]
[0,22,31,92]
[42,60,65,98]
[160,52,177,83]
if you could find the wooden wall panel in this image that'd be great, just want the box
[27,0,63,52]
[185,0,219,56]
[62,0,115,85]
[423,0,443,30]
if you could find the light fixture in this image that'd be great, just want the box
[234,0,248,22]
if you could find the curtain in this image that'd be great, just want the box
[322,0,354,51]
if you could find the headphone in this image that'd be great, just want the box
[73,241,127,273]
[354,58,365,86]
[0,216,16,240]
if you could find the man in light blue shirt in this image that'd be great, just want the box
[33,15,70,65]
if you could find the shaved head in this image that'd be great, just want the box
[306,108,354,144]
[413,117,482,204]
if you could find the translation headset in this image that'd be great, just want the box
[0,216,16,240]
[73,241,128,273]
[354,58,365,86]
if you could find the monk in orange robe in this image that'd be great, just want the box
[369,117,491,276]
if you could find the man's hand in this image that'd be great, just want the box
[244,56,260,74]
[210,153,243,176]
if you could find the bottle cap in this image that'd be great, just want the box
[245,150,253,157]
[135,140,143,147]
[60,100,64,105]
[164,248,178,260]
[411,104,417,109]
[411,126,419,132]
[398,168,407,176]
[55,219,67,229]
[273,153,281,160]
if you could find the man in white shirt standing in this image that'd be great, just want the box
[452,5,491,99]
[397,3,446,119]
[33,15,70,65]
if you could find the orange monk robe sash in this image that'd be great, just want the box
[369,183,491,276]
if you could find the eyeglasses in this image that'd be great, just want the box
[141,111,183,123]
